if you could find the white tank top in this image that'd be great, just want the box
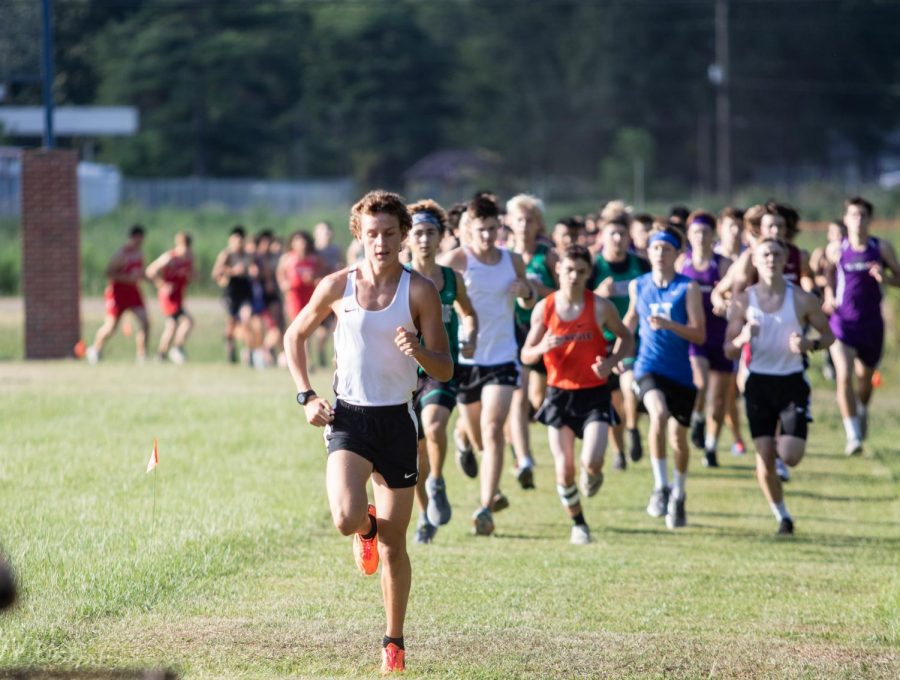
[460,247,518,366]
[333,267,418,405]
[747,283,804,375]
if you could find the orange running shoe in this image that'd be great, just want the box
[381,642,405,674]
[353,504,379,575]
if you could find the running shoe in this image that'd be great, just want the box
[703,449,719,468]
[86,346,99,365]
[731,439,746,456]
[168,346,186,365]
[613,451,627,471]
[579,469,604,498]
[381,642,405,674]
[425,476,452,526]
[489,492,509,513]
[516,459,535,490]
[777,517,794,536]
[665,493,687,530]
[628,428,643,462]
[570,523,591,545]
[646,486,670,518]
[454,430,478,478]
[414,516,437,545]
[690,416,706,450]
[472,507,494,536]
[844,438,863,457]
[353,504,379,575]
[775,457,790,482]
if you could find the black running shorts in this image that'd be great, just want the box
[325,400,419,488]
[744,372,811,440]
[413,372,458,441]
[456,362,521,405]
[634,372,697,428]
[536,384,619,439]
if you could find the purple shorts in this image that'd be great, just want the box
[830,315,884,368]
[689,341,736,374]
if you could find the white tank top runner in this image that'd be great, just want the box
[333,267,419,406]
[460,247,518,366]
[747,282,804,375]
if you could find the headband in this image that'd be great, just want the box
[689,215,715,229]
[649,231,681,250]
[412,211,441,228]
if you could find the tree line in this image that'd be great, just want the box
[3,0,898,196]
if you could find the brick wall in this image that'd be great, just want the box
[21,149,81,359]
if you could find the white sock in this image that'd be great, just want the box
[651,457,668,490]
[704,433,717,451]
[770,501,791,521]
[843,416,861,442]
[691,411,703,424]
[673,471,687,499]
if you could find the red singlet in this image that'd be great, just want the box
[284,252,318,320]
[158,251,194,316]
[542,290,608,390]
[104,250,144,318]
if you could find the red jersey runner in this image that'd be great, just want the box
[104,250,144,318]
[158,251,194,316]
[542,290,608,390]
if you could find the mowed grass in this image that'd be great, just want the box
[0,304,899,678]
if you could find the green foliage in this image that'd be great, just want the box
[599,128,655,201]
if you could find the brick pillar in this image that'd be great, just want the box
[21,149,81,359]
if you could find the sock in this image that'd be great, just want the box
[673,470,687,500]
[572,511,586,526]
[361,514,377,540]
[691,411,703,424]
[704,433,717,451]
[770,501,791,522]
[651,457,668,490]
[842,416,861,441]
[383,636,404,650]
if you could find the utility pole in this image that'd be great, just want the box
[40,0,55,148]
[714,0,731,200]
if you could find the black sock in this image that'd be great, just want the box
[572,512,586,527]
[361,515,377,540]
[383,636,404,650]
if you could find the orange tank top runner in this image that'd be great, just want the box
[542,290,608,390]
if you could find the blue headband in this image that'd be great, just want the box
[649,231,681,250]
[689,215,715,229]
[412,211,441,228]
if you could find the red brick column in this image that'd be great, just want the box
[21,149,81,359]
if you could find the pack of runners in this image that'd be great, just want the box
[84,191,896,674]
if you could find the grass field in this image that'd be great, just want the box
[0,299,898,679]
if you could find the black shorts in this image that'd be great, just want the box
[536,384,620,439]
[456,362,520,405]
[514,321,547,375]
[634,373,697,428]
[744,372,811,440]
[413,372,458,440]
[325,400,419,488]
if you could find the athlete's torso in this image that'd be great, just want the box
[461,247,518,365]
[634,272,693,386]
[543,290,607,390]
[747,282,804,375]
[834,236,883,324]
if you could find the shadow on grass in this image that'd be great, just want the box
[0,670,177,679]
[789,490,897,502]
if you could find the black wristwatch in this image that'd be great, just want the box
[296,390,317,406]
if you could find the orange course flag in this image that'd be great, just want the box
[146,439,159,473]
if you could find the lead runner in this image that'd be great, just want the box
[284,190,452,674]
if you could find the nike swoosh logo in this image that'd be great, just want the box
[404,472,416,479]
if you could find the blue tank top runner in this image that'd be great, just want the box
[634,272,693,387]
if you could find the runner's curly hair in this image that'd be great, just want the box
[350,190,412,239]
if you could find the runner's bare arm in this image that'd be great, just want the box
[453,271,479,358]
[798,248,815,292]
[520,298,550,366]
[211,250,229,287]
[510,252,536,309]
[723,291,751,360]
[878,239,900,287]
[436,246,467,273]
[285,271,346,395]
[649,281,705,344]
[145,251,171,286]
[822,240,842,313]
[404,274,453,382]
[623,279,639,334]
[790,288,834,353]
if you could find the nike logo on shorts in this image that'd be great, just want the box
[404,472,417,479]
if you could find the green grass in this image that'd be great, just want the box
[0,304,898,677]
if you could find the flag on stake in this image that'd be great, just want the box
[146,439,159,473]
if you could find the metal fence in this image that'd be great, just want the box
[122,177,355,215]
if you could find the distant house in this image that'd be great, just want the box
[404,148,504,206]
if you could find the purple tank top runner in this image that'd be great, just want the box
[833,237,882,325]
[680,252,727,345]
